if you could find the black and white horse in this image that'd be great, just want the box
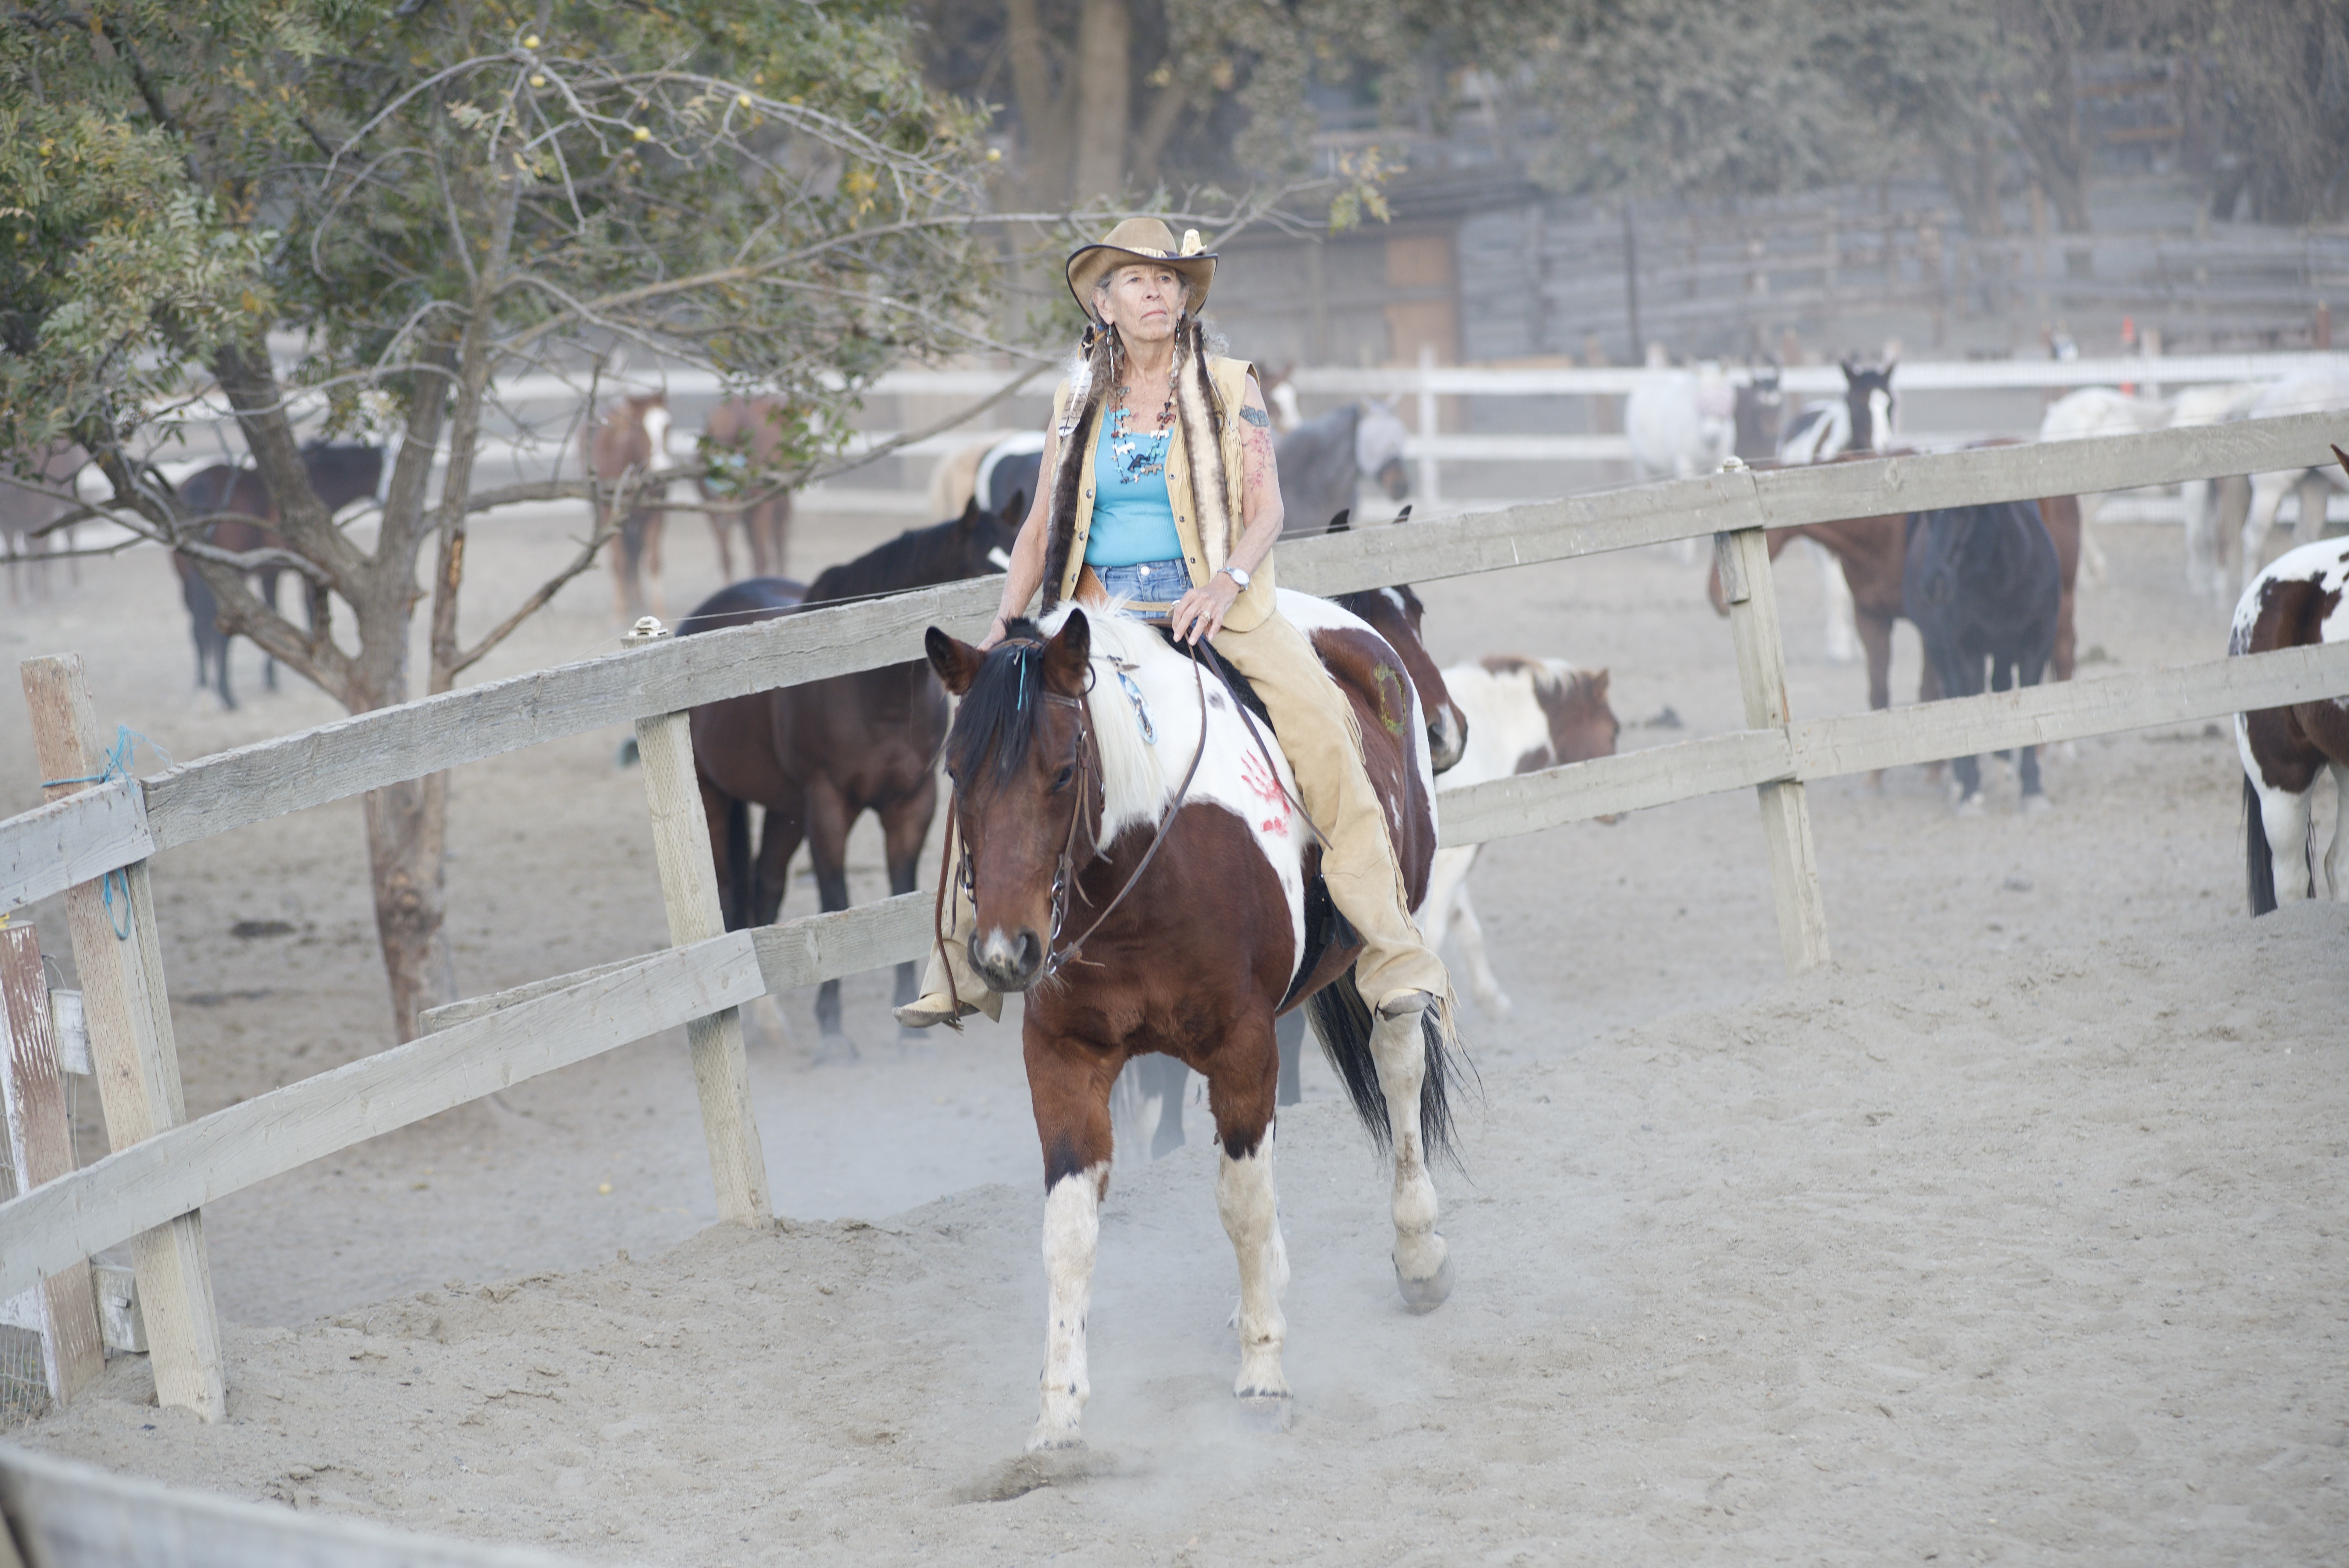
[1903,500,2062,813]
[1780,360,1899,663]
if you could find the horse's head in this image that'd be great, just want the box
[951,488,1025,576]
[927,611,1098,993]
[1734,363,1784,459]
[1326,506,1468,773]
[1840,359,1897,453]
[1355,400,1412,501]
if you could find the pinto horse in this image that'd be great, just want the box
[1419,655,1620,1016]
[1112,506,1469,1159]
[682,495,1023,1048]
[2234,448,2349,912]
[926,592,1463,1448]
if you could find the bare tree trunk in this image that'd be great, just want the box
[1005,0,1071,206]
[1071,0,1131,201]
[362,773,454,1039]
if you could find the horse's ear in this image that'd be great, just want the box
[1003,488,1029,527]
[957,494,984,529]
[1392,504,1413,526]
[926,626,985,697]
[1326,509,1351,534]
[1839,359,1857,382]
[2333,444,2349,482]
[1044,609,1091,695]
[1590,668,1611,701]
[1882,358,1898,380]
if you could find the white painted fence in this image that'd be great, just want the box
[2,408,2347,1429]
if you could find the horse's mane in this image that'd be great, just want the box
[944,607,1168,844]
[805,514,963,606]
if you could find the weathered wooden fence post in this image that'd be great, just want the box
[623,620,772,1227]
[0,924,105,1407]
[1711,517,1833,975]
[20,655,226,1420]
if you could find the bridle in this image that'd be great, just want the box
[931,638,1212,1008]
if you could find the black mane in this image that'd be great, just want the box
[806,513,973,606]
[943,618,1051,793]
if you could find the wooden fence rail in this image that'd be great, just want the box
[7,405,2347,921]
[5,400,2348,1424]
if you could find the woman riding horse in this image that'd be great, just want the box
[897,216,1451,1030]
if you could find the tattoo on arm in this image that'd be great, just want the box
[1239,404,1270,428]
[1242,423,1274,496]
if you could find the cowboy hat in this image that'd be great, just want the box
[1065,217,1217,320]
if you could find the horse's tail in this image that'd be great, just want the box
[2242,772,2309,917]
[1304,969,1465,1171]
[724,795,753,931]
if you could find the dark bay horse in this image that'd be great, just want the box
[2233,451,2349,912]
[925,593,1463,1449]
[1276,401,1410,540]
[681,494,1023,1048]
[175,444,385,707]
[1903,499,2062,811]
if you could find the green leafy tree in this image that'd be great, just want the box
[2,0,999,1038]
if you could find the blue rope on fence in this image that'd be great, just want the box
[36,725,173,942]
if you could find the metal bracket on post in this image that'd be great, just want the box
[623,618,772,1227]
[1712,515,1832,975]
[20,655,226,1421]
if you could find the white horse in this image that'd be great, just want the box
[1777,362,1900,664]
[2036,386,2168,588]
[2235,371,2349,598]
[1625,361,1736,482]
[1415,656,1620,1016]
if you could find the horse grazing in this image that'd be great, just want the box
[1902,500,2062,812]
[174,444,386,708]
[1276,401,1410,539]
[925,592,1463,1448]
[586,392,677,622]
[683,495,1023,1048]
[1625,361,1735,481]
[2234,450,2349,914]
[697,398,796,582]
[1420,655,1619,1016]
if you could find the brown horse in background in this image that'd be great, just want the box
[925,589,1464,1449]
[587,392,675,622]
[679,494,1025,1051]
[174,444,385,707]
[699,397,796,581]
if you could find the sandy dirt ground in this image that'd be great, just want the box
[4,501,2345,1563]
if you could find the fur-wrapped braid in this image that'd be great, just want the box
[1040,326,1116,611]
[1169,317,1233,578]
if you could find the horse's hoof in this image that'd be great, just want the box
[1953,793,1985,818]
[2021,792,2054,816]
[1023,1425,1085,1454]
[807,1033,860,1068]
[1236,1392,1293,1433]
[1396,1250,1454,1314]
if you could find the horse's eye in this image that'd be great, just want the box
[1052,765,1075,792]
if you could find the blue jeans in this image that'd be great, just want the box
[1089,557,1189,619]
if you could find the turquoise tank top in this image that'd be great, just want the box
[1084,408,1183,567]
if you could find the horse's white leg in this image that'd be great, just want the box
[1450,886,1512,1017]
[1370,1009,1450,1310]
[2076,492,2109,587]
[2326,764,2349,901]
[1811,540,1860,663]
[1217,1140,1290,1402]
[2259,779,2316,905]
[1417,844,1476,953]
[1030,1162,1105,1450]
[2181,478,2218,602]
[2295,472,2335,548]
[2242,473,2293,597]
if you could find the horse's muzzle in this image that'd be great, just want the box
[971,926,1044,992]
[1428,706,1466,774]
[1378,458,1412,501]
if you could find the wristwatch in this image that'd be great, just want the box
[1221,565,1251,590]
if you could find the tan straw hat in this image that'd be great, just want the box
[1065,217,1217,321]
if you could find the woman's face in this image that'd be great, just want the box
[1096,263,1186,344]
